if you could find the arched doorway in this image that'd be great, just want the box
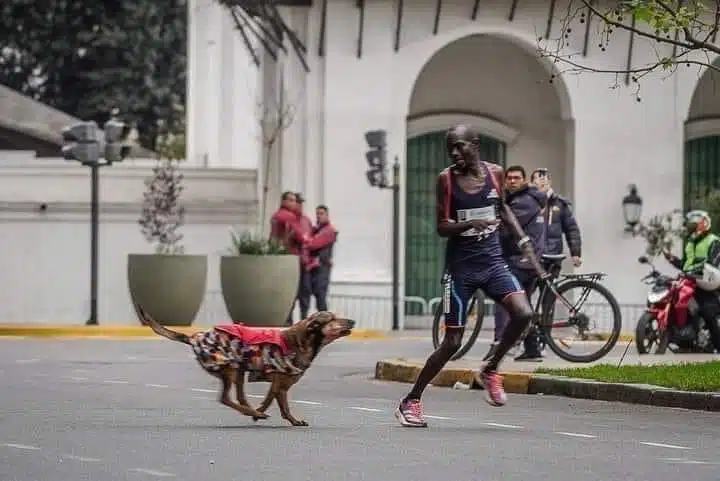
[404,34,572,314]
[685,61,720,208]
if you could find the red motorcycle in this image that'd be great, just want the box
[634,256,714,354]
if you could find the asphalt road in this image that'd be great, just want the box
[1,337,718,481]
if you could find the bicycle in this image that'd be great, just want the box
[431,253,623,363]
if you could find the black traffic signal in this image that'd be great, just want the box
[61,122,100,164]
[103,119,132,163]
[364,129,388,188]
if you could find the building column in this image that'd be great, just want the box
[187,0,261,169]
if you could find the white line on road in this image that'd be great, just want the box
[640,441,691,450]
[483,422,523,429]
[662,457,717,465]
[425,415,455,420]
[128,468,176,477]
[145,384,169,388]
[348,407,384,413]
[190,388,215,393]
[15,358,41,364]
[63,454,102,463]
[69,377,89,381]
[2,443,41,451]
[555,432,597,439]
[104,380,129,384]
[246,394,321,405]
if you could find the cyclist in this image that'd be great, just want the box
[395,125,547,428]
[663,210,720,352]
[485,165,548,362]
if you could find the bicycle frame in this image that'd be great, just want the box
[529,265,607,333]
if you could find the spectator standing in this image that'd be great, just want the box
[300,205,338,314]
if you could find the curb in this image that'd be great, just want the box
[374,359,720,412]
[0,325,388,340]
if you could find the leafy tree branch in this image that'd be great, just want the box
[538,0,720,99]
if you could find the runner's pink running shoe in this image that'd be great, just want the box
[479,370,507,407]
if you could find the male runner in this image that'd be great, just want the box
[395,125,547,428]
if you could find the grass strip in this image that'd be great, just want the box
[536,361,720,392]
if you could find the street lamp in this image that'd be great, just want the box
[622,183,643,232]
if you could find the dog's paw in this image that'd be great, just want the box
[290,419,309,427]
[252,413,269,421]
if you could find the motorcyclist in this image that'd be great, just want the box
[663,210,720,352]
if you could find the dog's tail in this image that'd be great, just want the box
[136,304,191,345]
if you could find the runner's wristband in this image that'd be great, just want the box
[517,236,530,248]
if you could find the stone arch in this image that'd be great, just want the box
[403,33,574,313]
[685,57,720,207]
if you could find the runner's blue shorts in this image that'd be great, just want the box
[443,262,525,327]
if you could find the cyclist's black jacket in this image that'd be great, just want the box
[545,192,582,257]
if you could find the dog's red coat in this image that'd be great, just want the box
[214,323,291,354]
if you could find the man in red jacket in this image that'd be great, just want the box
[269,191,301,252]
[301,204,338,313]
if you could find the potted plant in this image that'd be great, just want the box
[220,229,299,327]
[127,122,208,326]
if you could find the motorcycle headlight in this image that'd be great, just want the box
[647,289,669,304]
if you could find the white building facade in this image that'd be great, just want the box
[187,0,720,332]
[4,0,718,330]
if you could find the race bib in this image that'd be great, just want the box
[457,206,498,239]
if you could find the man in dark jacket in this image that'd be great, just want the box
[530,168,582,266]
[484,165,548,361]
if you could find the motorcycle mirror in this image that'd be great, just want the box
[638,256,649,264]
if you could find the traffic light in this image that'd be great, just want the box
[364,129,388,188]
[103,119,132,163]
[61,122,100,164]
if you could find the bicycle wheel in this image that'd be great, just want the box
[431,290,486,361]
[539,278,622,363]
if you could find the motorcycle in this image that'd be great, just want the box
[635,255,715,354]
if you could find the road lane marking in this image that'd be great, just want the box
[69,376,89,381]
[104,380,129,384]
[640,441,691,450]
[662,457,717,465]
[190,388,215,393]
[483,422,523,429]
[555,432,597,439]
[348,407,384,413]
[2,443,41,451]
[425,415,455,420]
[145,384,169,388]
[63,454,102,463]
[129,468,176,477]
[246,394,321,406]
[16,358,41,364]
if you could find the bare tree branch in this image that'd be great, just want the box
[537,0,720,99]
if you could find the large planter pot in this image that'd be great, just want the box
[128,254,208,326]
[220,254,299,327]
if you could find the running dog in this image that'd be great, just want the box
[138,307,355,426]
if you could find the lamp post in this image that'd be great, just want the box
[622,183,643,232]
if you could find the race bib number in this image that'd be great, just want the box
[457,206,498,239]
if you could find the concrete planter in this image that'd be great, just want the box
[220,254,299,327]
[127,254,208,326]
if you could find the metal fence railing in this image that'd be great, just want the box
[195,290,645,334]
